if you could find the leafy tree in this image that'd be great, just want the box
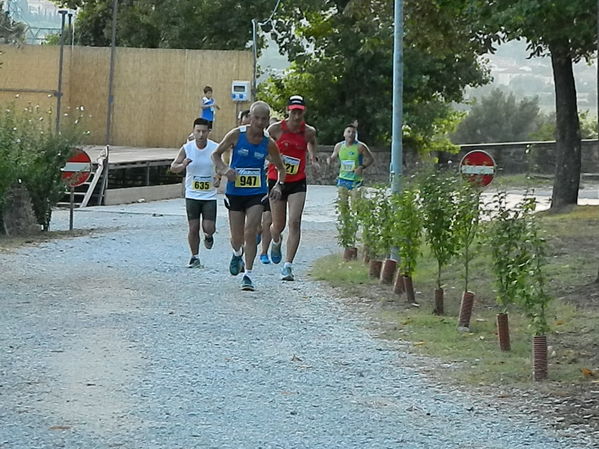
[51,0,275,50]
[0,2,26,44]
[530,111,598,141]
[260,0,490,146]
[452,89,542,144]
[462,0,597,209]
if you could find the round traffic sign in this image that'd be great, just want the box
[61,148,92,187]
[459,150,496,187]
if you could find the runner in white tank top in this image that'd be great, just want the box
[170,118,221,267]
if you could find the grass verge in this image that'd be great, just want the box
[310,205,599,386]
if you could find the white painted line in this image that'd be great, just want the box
[461,165,495,175]
[61,162,91,172]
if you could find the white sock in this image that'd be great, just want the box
[192,254,198,258]
[272,238,281,245]
[233,247,243,256]
[284,262,292,269]
[244,269,252,278]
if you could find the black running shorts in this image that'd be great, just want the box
[186,198,217,221]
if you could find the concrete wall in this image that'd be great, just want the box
[0,44,252,147]
[307,140,599,185]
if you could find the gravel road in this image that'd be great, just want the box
[0,186,596,448]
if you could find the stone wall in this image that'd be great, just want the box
[307,140,599,185]
[1,184,41,236]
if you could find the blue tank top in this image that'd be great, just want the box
[226,126,269,196]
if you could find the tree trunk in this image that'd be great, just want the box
[549,44,581,210]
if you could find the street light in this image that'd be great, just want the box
[390,0,404,195]
[55,9,68,134]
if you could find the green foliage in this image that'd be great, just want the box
[390,187,422,277]
[452,89,542,144]
[51,0,276,50]
[530,111,598,141]
[354,187,387,259]
[335,188,359,248]
[514,197,552,336]
[260,0,490,146]
[453,180,482,292]
[487,192,529,312]
[419,171,460,289]
[466,0,596,63]
[0,1,26,44]
[486,191,551,333]
[0,103,86,231]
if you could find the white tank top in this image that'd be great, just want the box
[184,139,218,200]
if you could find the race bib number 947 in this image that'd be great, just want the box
[235,168,261,188]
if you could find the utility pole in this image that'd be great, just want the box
[390,0,404,194]
[99,0,118,205]
[55,9,67,134]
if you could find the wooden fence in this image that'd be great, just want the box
[0,44,252,147]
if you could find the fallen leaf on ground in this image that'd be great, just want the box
[581,368,596,378]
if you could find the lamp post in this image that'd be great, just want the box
[55,9,68,134]
[99,0,118,205]
[252,18,258,100]
[390,0,404,195]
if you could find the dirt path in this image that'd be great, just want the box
[0,187,595,448]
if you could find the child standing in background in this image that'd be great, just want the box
[200,86,220,128]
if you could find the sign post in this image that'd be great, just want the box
[61,149,92,230]
[459,150,496,187]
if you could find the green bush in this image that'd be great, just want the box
[335,187,359,248]
[0,103,86,232]
[420,171,460,289]
[390,186,422,277]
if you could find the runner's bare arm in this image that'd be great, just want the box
[355,143,375,176]
[328,142,342,165]
[212,129,239,181]
[170,147,191,173]
[266,122,283,141]
[306,125,319,163]
[267,139,286,184]
[267,139,286,201]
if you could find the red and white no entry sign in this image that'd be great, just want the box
[61,148,92,187]
[459,150,496,187]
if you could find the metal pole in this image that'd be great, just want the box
[252,18,257,101]
[55,10,67,134]
[390,0,404,195]
[105,0,118,146]
[68,12,73,46]
[69,186,74,231]
[100,0,118,205]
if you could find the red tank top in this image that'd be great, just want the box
[268,120,307,182]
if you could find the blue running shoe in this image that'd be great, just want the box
[241,275,255,291]
[260,254,270,264]
[229,253,244,276]
[187,256,202,268]
[270,240,282,264]
[281,265,294,281]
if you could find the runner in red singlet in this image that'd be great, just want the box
[266,95,319,281]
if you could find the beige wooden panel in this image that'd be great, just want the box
[68,46,111,145]
[0,44,70,123]
[1,44,253,147]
